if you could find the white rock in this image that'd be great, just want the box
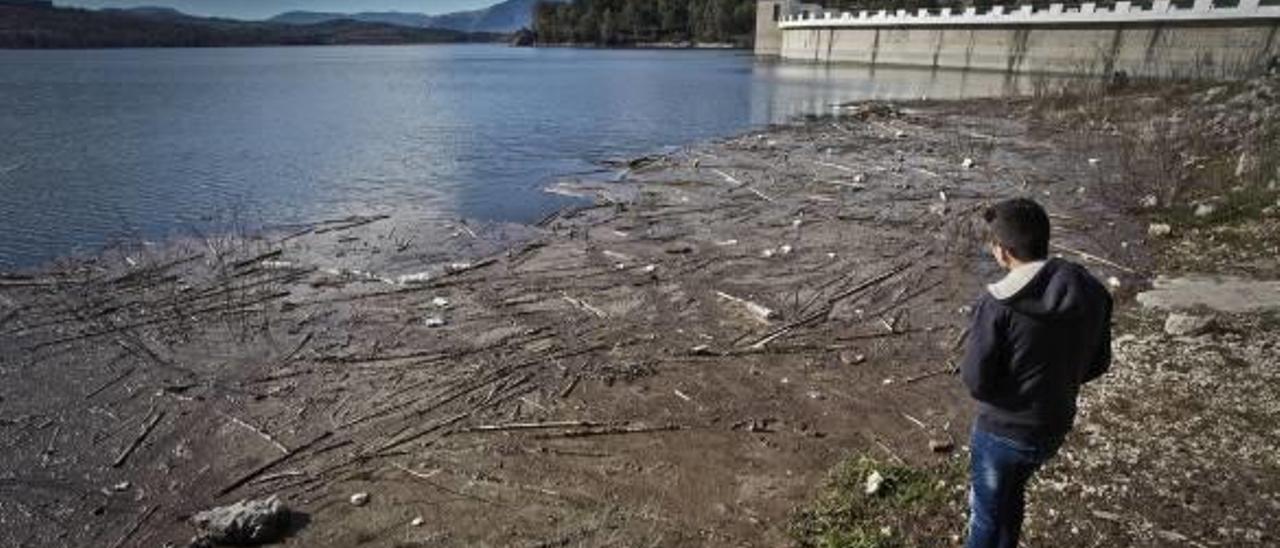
[424,317,446,328]
[1088,158,1101,167]
[778,245,793,255]
[1139,195,1159,209]
[397,272,432,285]
[349,492,370,506]
[760,248,775,258]
[430,297,450,308]
[929,203,948,216]
[865,470,886,495]
[961,158,975,169]
[1106,276,1122,290]
[1164,313,1216,337]
[1194,203,1217,217]
[1148,223,1173,237]
[411,517,425,527]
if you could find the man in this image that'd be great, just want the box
[961,198,1113,548]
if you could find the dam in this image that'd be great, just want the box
[755,0,1280,78]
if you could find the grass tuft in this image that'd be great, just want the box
[790,456,966,548]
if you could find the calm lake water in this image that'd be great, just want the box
[0,44,1019,269]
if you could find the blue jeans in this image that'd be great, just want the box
[966,428,1063,548]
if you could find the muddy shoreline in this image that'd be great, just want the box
[1,88,1265,547]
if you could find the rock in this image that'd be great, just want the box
[928,203,948,216]
[424,317,446,328]
[1106,276,1122,290]
[190,495,289,546]
[1194,202,1217,217]
[928,438,955,453]
[1139,275,1280,313]
[1147,223,1172,237]
[840,352,867,365]
[1164,313,1216,337]
[864,470,885,496]
[1139,194,1159,209]
[430,297,450,308]
[1088,158,1101,167]
[410,517,425,527]
[961,158,975,169]
[349,492,370,506]
[111,481,131,492]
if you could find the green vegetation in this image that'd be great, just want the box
[790,456,966,548]
[0,3,499,49]
[533,0,758,46]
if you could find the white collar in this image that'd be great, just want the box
[987,260,1047,300]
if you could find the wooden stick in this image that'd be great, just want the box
[217,410,289,455]
[813,160,859,174]
[218,431,332,496]
[711,168,743,187]
[536,424,682,439]
[903,363,958,384]
[109,505,156,548]
[1052,243,1138,274]
[562,294,607,318]
[460,420,602,433]
[111,411,163,468]
[716,291,776,324]
[559,375,581,399]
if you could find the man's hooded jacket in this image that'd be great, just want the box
[961,258,1113,445]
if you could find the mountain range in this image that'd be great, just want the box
[269,0,563,34]
[0,1,502,48]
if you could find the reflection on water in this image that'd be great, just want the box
[750,62,1029,121]
[0,45,1020,268]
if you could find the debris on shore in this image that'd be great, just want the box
[2,75,1277,547]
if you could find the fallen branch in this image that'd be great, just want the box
[217,410,289,455]
[562,294,607,318]
[109,505,156,548]
[1052,243,1138,275]
[559,375,580,399]
[716,291,776,324]
[535,424,683,439]
[218,431,332,496]
[111,410,164,468]
[460,420,603,433]
[903,363,958,384]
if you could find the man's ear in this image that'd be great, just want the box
[992,243,1010,269]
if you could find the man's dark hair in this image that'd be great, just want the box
[983,198,1051,261]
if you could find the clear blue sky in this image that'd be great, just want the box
[57,1,495,20]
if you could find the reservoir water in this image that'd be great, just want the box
[0,44,1018,269]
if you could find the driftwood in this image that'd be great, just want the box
[715,291,776,324]
[1052,243,1138,274]
[112,410,164,468]
[535,424,683,439]
[460,420,602,433]
[108,505,156,548]
[218,431,332,496]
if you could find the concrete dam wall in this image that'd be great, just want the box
[756,0,1280,79]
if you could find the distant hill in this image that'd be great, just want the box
[270,0,565,34]
[270,10,435,28]
[0,2,501,48]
